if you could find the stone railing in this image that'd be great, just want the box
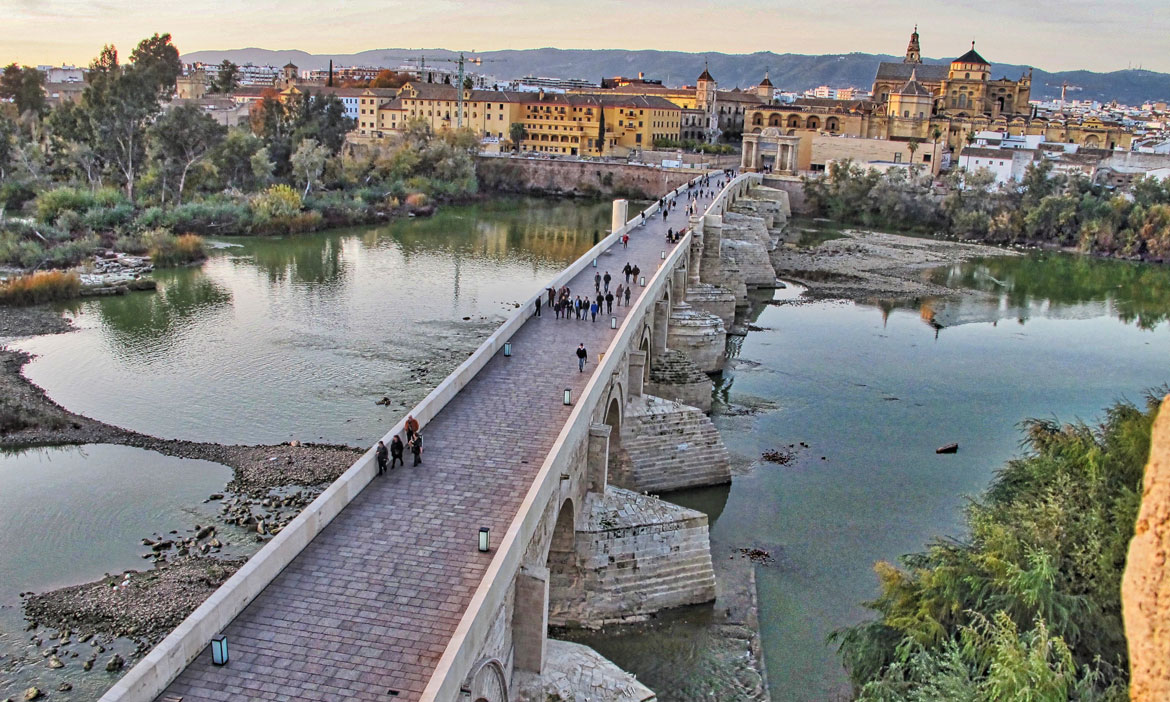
[100,173,714,702]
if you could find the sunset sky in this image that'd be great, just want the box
[5,0,1168,73]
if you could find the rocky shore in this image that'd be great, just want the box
[1,303,364,698]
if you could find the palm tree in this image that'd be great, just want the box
[508,122,525,153]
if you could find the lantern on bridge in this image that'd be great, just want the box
[478,527,490,552]
[211,634,228,666]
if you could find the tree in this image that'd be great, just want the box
[212,60,239,94]
[369,70,412,89]
[250,146,274,186]
[149,104,226,204]
[965,130,976,147]
[290,138,328,196]
[509,122,526,152]
[0,64,46,117]
[214,127,264,190]
[75,34,180,201]
[597,107,605,155]
[128,33,182,100]
[0,114,14,181]
[907,138,921,166]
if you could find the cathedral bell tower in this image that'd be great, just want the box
[904,25,922,64]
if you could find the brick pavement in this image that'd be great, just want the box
[159,174,728,702]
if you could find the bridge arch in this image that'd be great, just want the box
[464,657,508,702]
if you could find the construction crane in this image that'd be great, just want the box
[385,52,499,128]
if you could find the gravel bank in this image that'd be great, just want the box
[772,224,1015,303]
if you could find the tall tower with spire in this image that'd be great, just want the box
[904,25,922,64]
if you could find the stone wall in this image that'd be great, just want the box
[550,486,717,627]
[613,394,730,493]
[646,349,714,413]
[722,212,778,288]
[1123,395,1170,702]
[760,175,808,214]
[476,156,698,201]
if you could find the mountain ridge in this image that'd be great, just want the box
[179,47,1170,105]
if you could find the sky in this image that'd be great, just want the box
[4,0,1169,74]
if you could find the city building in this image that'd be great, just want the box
[351,81,682,158]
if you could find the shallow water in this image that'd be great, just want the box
[0,444,231,698]
[14,198,609,446]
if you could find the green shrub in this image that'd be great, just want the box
[0,180,37,212]
[134,206,166,230]
[144,230,207,267]
[83,204,135,232]
[53,210,86,236]
[113,233,149,255]
[41,235,98,269]
[35,187,97,223]
[251,184,302,221]
[91,187,129,209]
[168,201,250,236]
[0,270,81,306]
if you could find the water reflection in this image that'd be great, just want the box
[16,197,611,446]
[61,270,232,360]
[923,254,1170,330]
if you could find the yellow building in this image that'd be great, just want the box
[355,82,682,157]
[516,93,681,157]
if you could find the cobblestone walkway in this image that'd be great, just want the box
[160,176,725,702]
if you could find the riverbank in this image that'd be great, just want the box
[772,220,1016,304]
[1,304,362,681]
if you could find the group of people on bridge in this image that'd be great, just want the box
[375,414,423,475]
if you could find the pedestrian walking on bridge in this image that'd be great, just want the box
[534,295,542,317]
[605,291,614,314]
[594,272,601,292]
[603,271,611,293]
[390,436,404,469]
[576,343,588,372]
[405,414,419,445]
[623,262,632,284]
[615,283,624,306]
[376,440,388,476]
[410,431,424,466]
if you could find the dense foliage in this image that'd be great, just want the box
[652,137,736,154]
[833,394,1163,701]
[0,33,481,273]
[803,160,1170,262]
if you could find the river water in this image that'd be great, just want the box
[574,251,1170,701]
[15,197,611,447]
[5,200,1170,701]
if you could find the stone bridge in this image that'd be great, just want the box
[102,170,792,702]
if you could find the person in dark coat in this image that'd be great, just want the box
[623,262,632,284]
[605,291,614,314]
[410,432,424,466]
[594,272,601,292]
[603,271,611,293]
[624,286,631,305]
[390,436,404,469]
[535,295,542,317]
[375,440,388,476]
[576,343,588,372]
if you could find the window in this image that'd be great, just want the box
[894,153,903,162]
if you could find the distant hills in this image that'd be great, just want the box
[180,47,1170,105]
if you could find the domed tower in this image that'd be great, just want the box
[756,71,774,99]
[904,25,922,64]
